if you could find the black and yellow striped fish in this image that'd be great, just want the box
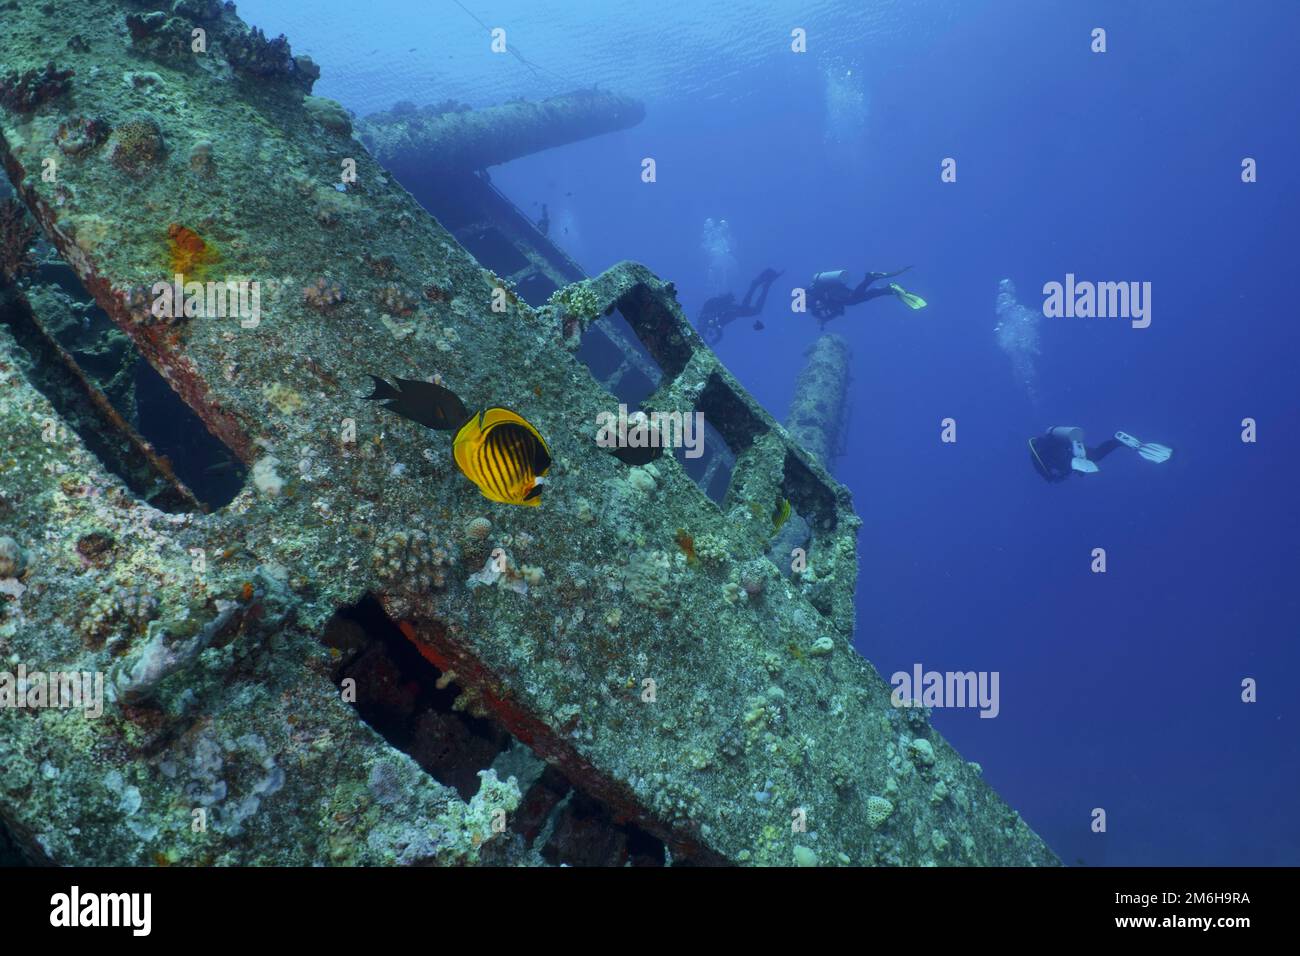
[453,408,551,506]
[363,376,551,507]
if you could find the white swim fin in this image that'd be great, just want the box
[1115,431,1173,464]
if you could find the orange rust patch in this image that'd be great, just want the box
[167,223,219,280]
[673,528,698,565]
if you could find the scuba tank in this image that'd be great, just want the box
[811,270,849,289]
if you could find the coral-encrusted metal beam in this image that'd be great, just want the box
[357,90,646,177]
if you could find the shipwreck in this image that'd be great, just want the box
[0,0,1057,866]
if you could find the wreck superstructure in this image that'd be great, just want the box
[786,333,853,470]
[0,0,1057,866]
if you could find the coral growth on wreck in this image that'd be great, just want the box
[623,550,675,614]
[108,117,166,176]
[548,280,602,346]
[0,535,27,578]
[55,115,110,157]
[80,583,161,650]
[224,26,319,93]
[372,530,452,591]
[125,11,194,59]
[376,284,419,317]
[303,277,347,311]
[0,62,74,114]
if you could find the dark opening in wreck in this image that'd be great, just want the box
[323,595,670,866]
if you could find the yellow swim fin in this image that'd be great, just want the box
[890,283,927,310]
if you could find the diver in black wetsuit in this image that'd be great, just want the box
[1028,426,1173,483]
[699,268,782,345]
[808,267,926,328]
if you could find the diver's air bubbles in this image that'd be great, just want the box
[822,60,869,146]
[993,278,1040,403]
[700,218,736,294]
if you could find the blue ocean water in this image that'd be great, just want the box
[240,0,1300,865]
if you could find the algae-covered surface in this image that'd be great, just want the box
[0,0,1058,866]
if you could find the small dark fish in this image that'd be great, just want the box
[753,320,764,331]
[363,375,468,431]
[609,444,663,466]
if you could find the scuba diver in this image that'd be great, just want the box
[1028,426,1173,483]
[698,267,783,345]
[808,266,927,327]
[537,203,550,237]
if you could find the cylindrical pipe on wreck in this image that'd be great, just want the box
[784,333,852,469]
[358,90,646,174]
